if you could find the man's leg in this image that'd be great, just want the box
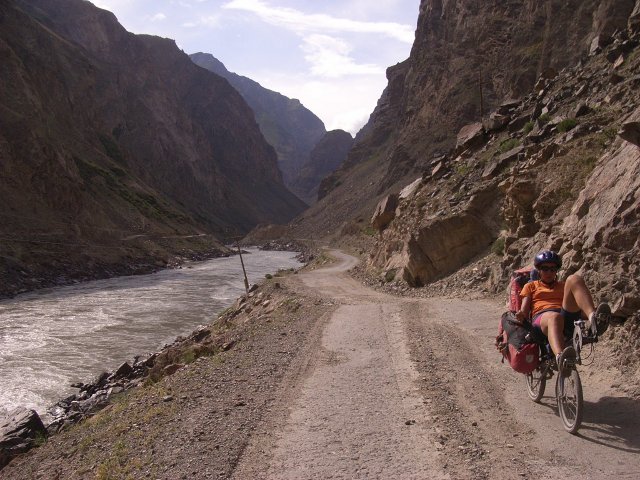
[539,311,565,355]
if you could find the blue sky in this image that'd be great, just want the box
[92,0,420,135]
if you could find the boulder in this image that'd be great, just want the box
[113,362,133,378]
[618,121,640,146]
[573,102,592,118]
[371,194,399,231]
[508,114,531,133]
[399,177,422,200]
[612,295,640,318]
[455,122,485,151]
[497,99,522,115]
[483,112,510,132]
[0,408,47,469]
[482,146,524,178]
[589,35,610,55]
[431,161,447,179]
[381,188,500,286]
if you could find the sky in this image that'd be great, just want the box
[92,0,420,135]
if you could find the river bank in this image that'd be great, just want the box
[0,255,335,476]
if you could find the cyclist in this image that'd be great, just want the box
[515,250,611,369]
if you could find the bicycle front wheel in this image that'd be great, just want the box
[526,368,546,402]
[557,368,583,434]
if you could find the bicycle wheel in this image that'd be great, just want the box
[557,368,583,434]
[526,368,546,402]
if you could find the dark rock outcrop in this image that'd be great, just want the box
[296,130,354,204]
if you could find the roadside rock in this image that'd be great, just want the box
[371,194,399,231]
[0,408,47,469]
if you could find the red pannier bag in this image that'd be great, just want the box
[496,311,540,374]
[507,266,534,312]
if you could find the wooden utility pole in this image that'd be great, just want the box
[479,65,485,120]
[236,241,249,294]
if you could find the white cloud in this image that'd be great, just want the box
[302,35,382,78]
[254,71,387,134]
[182,14,221,28]
[150,12,167,21]
[222,0,414,43]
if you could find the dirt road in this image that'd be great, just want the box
[2,250,638,479]
[233,250,640,479]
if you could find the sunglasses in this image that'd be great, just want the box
[538,266,558,272]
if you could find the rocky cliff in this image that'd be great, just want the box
[294,0,636,237]
[293,130,353,204]
[190,52,327,203]
[0,0,306,296]
[367,5,640,324]
[287,1,640,328]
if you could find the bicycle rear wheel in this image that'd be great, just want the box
[557,368,583,434]
[526,368,546,402]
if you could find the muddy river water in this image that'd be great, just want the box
[0,249,300,418]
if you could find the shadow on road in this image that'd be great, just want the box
[578,396,640,453]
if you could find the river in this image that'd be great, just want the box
[0,249,301,418]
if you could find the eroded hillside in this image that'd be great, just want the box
[0,0,306,296]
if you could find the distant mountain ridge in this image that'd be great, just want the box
[190,52,330,204]
[0,0,306,296]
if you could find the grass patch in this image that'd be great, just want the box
[602,126,618,141]
[455,163,471,176]
[538,113,550,124]
[557,118,577,133]
[384,269,397,283]
[581,155,598,173]
[491,237,505,256]
[523,121,534,134]
[362,225,377,236]
[498,138,520,153]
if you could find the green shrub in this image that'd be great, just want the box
[491,237,505,256]
[384,269,397,283]
[499,138,520,153]
[265,273,273,279]
[539,113,550,124]
[522,121,534,134]
[602,126,617,140]
[455,163,471,175]
[557,118,578,133]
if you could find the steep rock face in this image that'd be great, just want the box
[190,52,327,198]
[293,130,353,204]
[295,0,635,238]
[0,0,305,296]
[368,20,640,323]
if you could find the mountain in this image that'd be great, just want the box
[293,0,636,236]
[190,52,328,202]
[292,130,354,204]
[0,0,306,296]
